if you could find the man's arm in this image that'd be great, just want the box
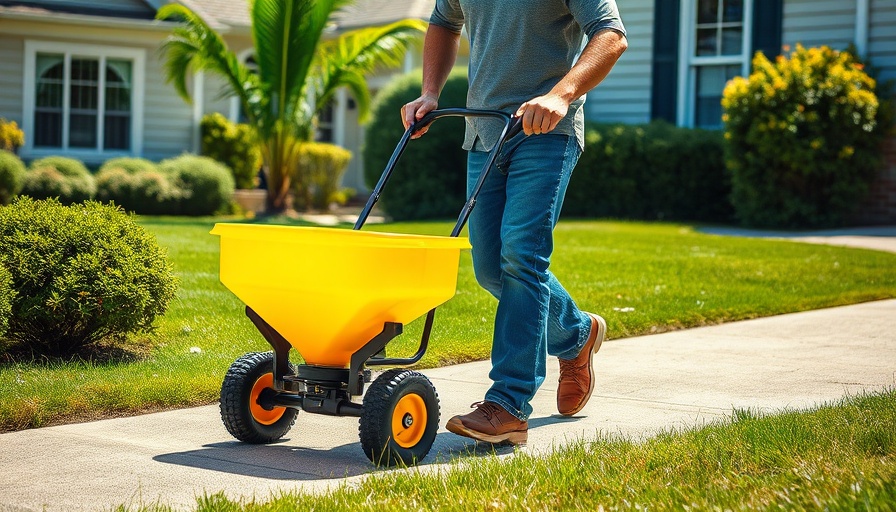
[401,23,461,138]
[517,29,628,136]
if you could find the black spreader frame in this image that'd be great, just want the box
[246,109,522,417]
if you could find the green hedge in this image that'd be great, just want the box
[0,262,12,340]
[95,158,184,215]
[159,155,234,216]
[98,157,158,175]
[22,156,96,205]
[364,68,731,222]
[0,198,178,357]
[363,68,471,221]
[565,122,732,222]
[0,150,25,205]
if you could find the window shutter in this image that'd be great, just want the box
[651,0,681,123]
[752,0,783,62]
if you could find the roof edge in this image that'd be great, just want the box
[0,8,188,31]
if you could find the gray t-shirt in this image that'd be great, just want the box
[430,0,625,151]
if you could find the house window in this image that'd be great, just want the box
[316,102,334,143]
[24,42,144,157]
[679,0,752,128]
[235,55,258,124]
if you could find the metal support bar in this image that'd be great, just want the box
[245,306,292,389]
[348,322,403,395]
[258,388,363,417]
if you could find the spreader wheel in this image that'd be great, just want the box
[220,351,298,444]
[359,369,440,467]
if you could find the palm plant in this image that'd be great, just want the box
[157,0,425,212]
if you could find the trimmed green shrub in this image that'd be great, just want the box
[98,157,158,175]
[363,68,470,220]
[364,69,731,222]
[722,45,890,228]
[95,158,183,215]
[95,167,137,207]
[0,263,12,340]
[159,154,235,215]
[565,121,732,222]
[0,118,24,153]
[22,156,95,204]
[0,198,178,357]
[293,142,353,211]
[201,113,262,190]
[0,150,26,205]
[131,171,184,215]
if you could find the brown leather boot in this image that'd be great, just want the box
[446,401,528,445]
[557,313,606,416]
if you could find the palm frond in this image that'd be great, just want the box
[314,19,426,121]
[251,0,346,130]
[156,4,258,119]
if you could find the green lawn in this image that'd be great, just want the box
[1,218,895,431]
[122,389,896,511]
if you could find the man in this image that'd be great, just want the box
[401,1,627,445]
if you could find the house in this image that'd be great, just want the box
[587,0,896,223]
[1,0,894,221]
[0,0,444,194]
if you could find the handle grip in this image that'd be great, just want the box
[355,108,523,234]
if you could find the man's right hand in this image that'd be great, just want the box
[401,93,439,139]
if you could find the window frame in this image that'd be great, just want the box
[676,0,753,128]
[22,40,145,160]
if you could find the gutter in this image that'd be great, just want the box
[0,8,189,32]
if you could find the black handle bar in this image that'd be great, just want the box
[353,108,522,370]
[353,108,523,235]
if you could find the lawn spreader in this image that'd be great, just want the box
[211,109,521,466]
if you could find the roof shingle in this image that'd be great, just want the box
[186,0,434,30]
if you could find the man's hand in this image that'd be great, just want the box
[401,93,439,139]
[515,29,627,137]
[515,94,570,136]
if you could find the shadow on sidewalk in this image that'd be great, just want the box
[153,417,584,481]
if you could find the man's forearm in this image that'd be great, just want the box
[551,29,628,103]
[421,24,461,99]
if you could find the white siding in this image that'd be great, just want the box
[586,0,653,124]
[869,0,896,85]
[0,19,196,164]
[141,50,195,162]
[0,36,24,126]
[782,0,858,51]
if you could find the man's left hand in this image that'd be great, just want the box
[516,94,570,136]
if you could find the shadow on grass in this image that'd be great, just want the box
[0,337,154,369]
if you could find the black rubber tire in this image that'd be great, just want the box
[220,351,298,444]
[359,369,440,467]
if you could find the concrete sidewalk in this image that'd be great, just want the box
[700,225,896,253]
[1,298,894,512]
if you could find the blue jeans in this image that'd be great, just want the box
[467,132,592,420]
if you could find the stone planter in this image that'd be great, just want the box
[233,189,268,215]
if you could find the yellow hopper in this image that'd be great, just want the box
[211,223,470,367]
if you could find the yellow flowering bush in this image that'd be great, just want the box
[200,113,262,190]
[291,142,352,211]
[722,45,890,228]
[0,118,25,153]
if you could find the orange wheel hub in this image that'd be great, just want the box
[391,393,427,448]
[249,373,286,425]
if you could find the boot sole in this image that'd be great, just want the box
[446,418,528,446]
[559,313,607,416]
